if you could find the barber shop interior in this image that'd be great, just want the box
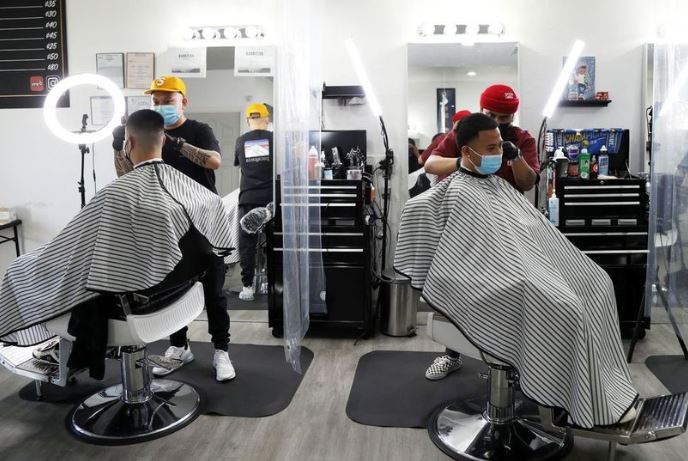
[4,1,688,460]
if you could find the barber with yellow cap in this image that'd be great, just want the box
[234,103,273,301]
[112,75,235,382]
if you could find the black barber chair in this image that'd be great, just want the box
[0,227,218,444]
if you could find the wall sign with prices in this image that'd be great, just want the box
[0,0,68,109]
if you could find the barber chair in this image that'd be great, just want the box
[427,312,688,461]
[0,228,217,444]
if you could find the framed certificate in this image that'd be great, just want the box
[126,95,151,116]
[126,52,155,89]
[90,96,115,126]
[95,53,124,88]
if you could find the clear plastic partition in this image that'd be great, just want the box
[275,0,325,372]
[646,43,688,335]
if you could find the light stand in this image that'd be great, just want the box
[77,114,90,209]
[377,115,394,272]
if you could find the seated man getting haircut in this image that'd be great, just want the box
[0,110,235,379]
[394,113,638,428]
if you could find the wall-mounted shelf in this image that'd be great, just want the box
[558,100,612,107]
[322,84,365,99]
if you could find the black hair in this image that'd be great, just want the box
[408,138,416,147]
[455,113,498,150]
[126,109,164,133]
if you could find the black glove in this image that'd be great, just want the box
[165,133,186,152]
[502,141,520,161]
[112,125,125,151]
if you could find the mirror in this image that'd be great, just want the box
[183,46,274,197]
[406,42,519,189]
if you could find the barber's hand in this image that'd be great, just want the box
[502,141,520,161]
[165,133,186,152]
[112,125,125,151]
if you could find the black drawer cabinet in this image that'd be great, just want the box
[267,178,375,337]
[556,178,649,336]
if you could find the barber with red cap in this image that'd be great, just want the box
[418,109,471,166]
[422,85,540,382]
[424,84,539,192]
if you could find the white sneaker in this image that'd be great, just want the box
[152,344,194,376]
[425,354,463,381]
[213,350,236,382]
[239,286,255,301]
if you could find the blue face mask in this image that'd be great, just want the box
[468,147,503,175]
[153,104,180,126]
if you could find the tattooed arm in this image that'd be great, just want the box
[114,149,133,177]
[167,134,222,170]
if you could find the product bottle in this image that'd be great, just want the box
[548,192,560,226]
[598,145,609,176]
[579,148,591,179]
[308,146,320,180]
[590,155,598,179]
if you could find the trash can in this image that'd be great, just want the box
[380,270,418,336]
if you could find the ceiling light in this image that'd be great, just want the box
[487,22,504,35]
[467,71,477,76]
[182,27,195,41]
[44,74,125,145]
[419,23,435,37]
[465,23,479,35]
[223,26,240,39]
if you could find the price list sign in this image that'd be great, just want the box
[0,0,68,109]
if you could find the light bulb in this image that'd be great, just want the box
[419,23,436,37]
[465,23,480,35]
[487,22,504,36]
[223,26,240,39]
[202,27,216,40]
[182,27,195,41]
[244,26,260,38]
[466,71,477,77]
[443,23,457,35]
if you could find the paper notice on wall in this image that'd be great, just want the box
[234,46,275,77]
[168,47,206,78]
[90,96,115,127]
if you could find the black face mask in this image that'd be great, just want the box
[498,123,513,141]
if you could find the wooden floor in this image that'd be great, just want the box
[1,311,688,461]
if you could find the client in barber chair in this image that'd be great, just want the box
[0,109,235,380]
[394,112,638,428]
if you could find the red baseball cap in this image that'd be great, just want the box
[480,84,520,114]
[452,110,471,123]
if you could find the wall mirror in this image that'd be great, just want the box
[406,41,519,187]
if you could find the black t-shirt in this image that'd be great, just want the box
[164,119,221,194]
[234,129,273,206]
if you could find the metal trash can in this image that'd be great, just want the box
[380,270,418,336]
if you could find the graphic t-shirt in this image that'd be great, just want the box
[234,129,273,206]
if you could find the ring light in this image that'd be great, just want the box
[43,74,125,145]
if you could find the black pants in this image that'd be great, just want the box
[446,348,461,359]
[239,204,261,288]
[170,254,230,351]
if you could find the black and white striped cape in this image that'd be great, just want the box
[394,169,638,428]
[0,162,235,346]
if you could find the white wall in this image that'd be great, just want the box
[1,0,684,275]
[408,66,518,148]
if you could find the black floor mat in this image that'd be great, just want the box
[18,342,313,417]
[346,351,489,428]
[645,355,688,393]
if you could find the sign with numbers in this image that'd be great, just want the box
[0,0,68,109]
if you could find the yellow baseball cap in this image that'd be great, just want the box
[245,103,269,119]
[144,76,187,97]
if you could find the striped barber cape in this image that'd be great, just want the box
[394,169,638,428]
[0,161,235,346]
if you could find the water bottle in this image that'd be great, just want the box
[598,145,609,176]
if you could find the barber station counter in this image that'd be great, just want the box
[555,177,649,337]
[266,179,376,338]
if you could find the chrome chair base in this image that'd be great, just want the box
[428,400,572,461]
[67,379,201,445]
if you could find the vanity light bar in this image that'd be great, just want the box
[184,25,265,41]
[417,22,504,38]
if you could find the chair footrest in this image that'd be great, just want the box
[564,393,688,445]
[147,354,183,371]
[0,342,59,382]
